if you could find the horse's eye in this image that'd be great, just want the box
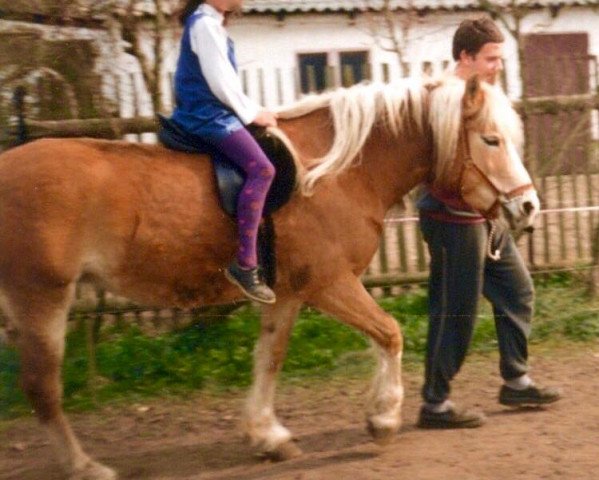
[482,135,500,147]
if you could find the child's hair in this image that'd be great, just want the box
[178,0,206,26]
[452,15,504,60]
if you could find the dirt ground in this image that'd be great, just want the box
[2,344,599,480]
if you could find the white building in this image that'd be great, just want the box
[1,1,597,115]
[225,0,599,107]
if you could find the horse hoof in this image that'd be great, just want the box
[259,440,303,462]
[69,460,117,480]
[366,420,397,446]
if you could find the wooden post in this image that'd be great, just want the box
[588,222,599,297]
[556,173,567,261]
[85,314,99,405]
[85,289,107,403]
[527,225,536,267]
[130,72,142,142]
[167,71,175,111]
[363,62,372,82]
[415,223,427,273]
[397,221,408,274]
[241,69,249,96]
[572,172,583,259]
[381,63,390,83]
[585,155,595,258]
[276,68,284,105]
[377,232,390,297]
[12,86,28,145]
[258,68,266,106]
[293,66,302,100]
[541,175,551,265]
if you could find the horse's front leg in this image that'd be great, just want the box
[308,276,403,445]
[243,296,303,460]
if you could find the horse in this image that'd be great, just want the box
[0,74,539,479]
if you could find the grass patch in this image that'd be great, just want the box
[2,271,599,418]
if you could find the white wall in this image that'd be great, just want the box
[4,6,597,119]
[217,7,599,106]
[227,12,457,106]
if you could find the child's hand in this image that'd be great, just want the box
[253,110,278,127]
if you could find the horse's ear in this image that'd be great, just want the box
[462,75,484,118]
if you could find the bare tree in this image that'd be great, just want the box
[364,0,419,77]
[82,0,179,115]
[114,0,172,114]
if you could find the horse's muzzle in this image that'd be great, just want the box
[500,189,540,233]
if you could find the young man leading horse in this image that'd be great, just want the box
[416,15,562,429]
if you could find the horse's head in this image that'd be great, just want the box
[430,75,540,233]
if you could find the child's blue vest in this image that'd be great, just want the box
[171,12,243,142]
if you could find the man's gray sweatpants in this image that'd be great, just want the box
[419,215,533,405]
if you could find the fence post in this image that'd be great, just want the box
[12,86,28,146]
[85,315,99,406]
[588,223,599,297]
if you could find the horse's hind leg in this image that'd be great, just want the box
[308,276,403,445]
[7,284,116,480]
[243,296,303,461]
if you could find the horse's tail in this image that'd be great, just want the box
[258,215,276,288]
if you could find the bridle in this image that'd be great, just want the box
[458,124,534,219]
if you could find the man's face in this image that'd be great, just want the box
[460,42,504,84]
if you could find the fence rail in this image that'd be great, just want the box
[7,93,599,141]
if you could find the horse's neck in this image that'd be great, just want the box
[278,109,334,168]
[279,107,431,212]
[358,125,432,210]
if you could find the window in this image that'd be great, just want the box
[340,51,368,87]
[298,53,328,94]
[298,50,370,94]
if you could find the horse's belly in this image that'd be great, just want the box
[103,218,243,308]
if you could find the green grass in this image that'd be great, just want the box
[2,271,599,418]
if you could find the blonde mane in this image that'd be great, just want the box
[276,76,523,195]
[277,80,425,195]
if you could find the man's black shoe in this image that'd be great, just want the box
[499,384,562,407]
[417,405,485,429]
[225,261,276,304]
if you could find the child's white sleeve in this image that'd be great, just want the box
[190,18,260,125]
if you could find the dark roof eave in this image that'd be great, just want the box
[242,1,592,15]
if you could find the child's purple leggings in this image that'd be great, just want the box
[215,127,275,269]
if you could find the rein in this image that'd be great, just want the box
[486,221,501,261]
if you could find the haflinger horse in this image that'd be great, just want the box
[0,74,538,479]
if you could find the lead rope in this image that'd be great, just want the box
[486,221,501,261]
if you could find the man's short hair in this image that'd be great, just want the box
[452,16,505,60]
